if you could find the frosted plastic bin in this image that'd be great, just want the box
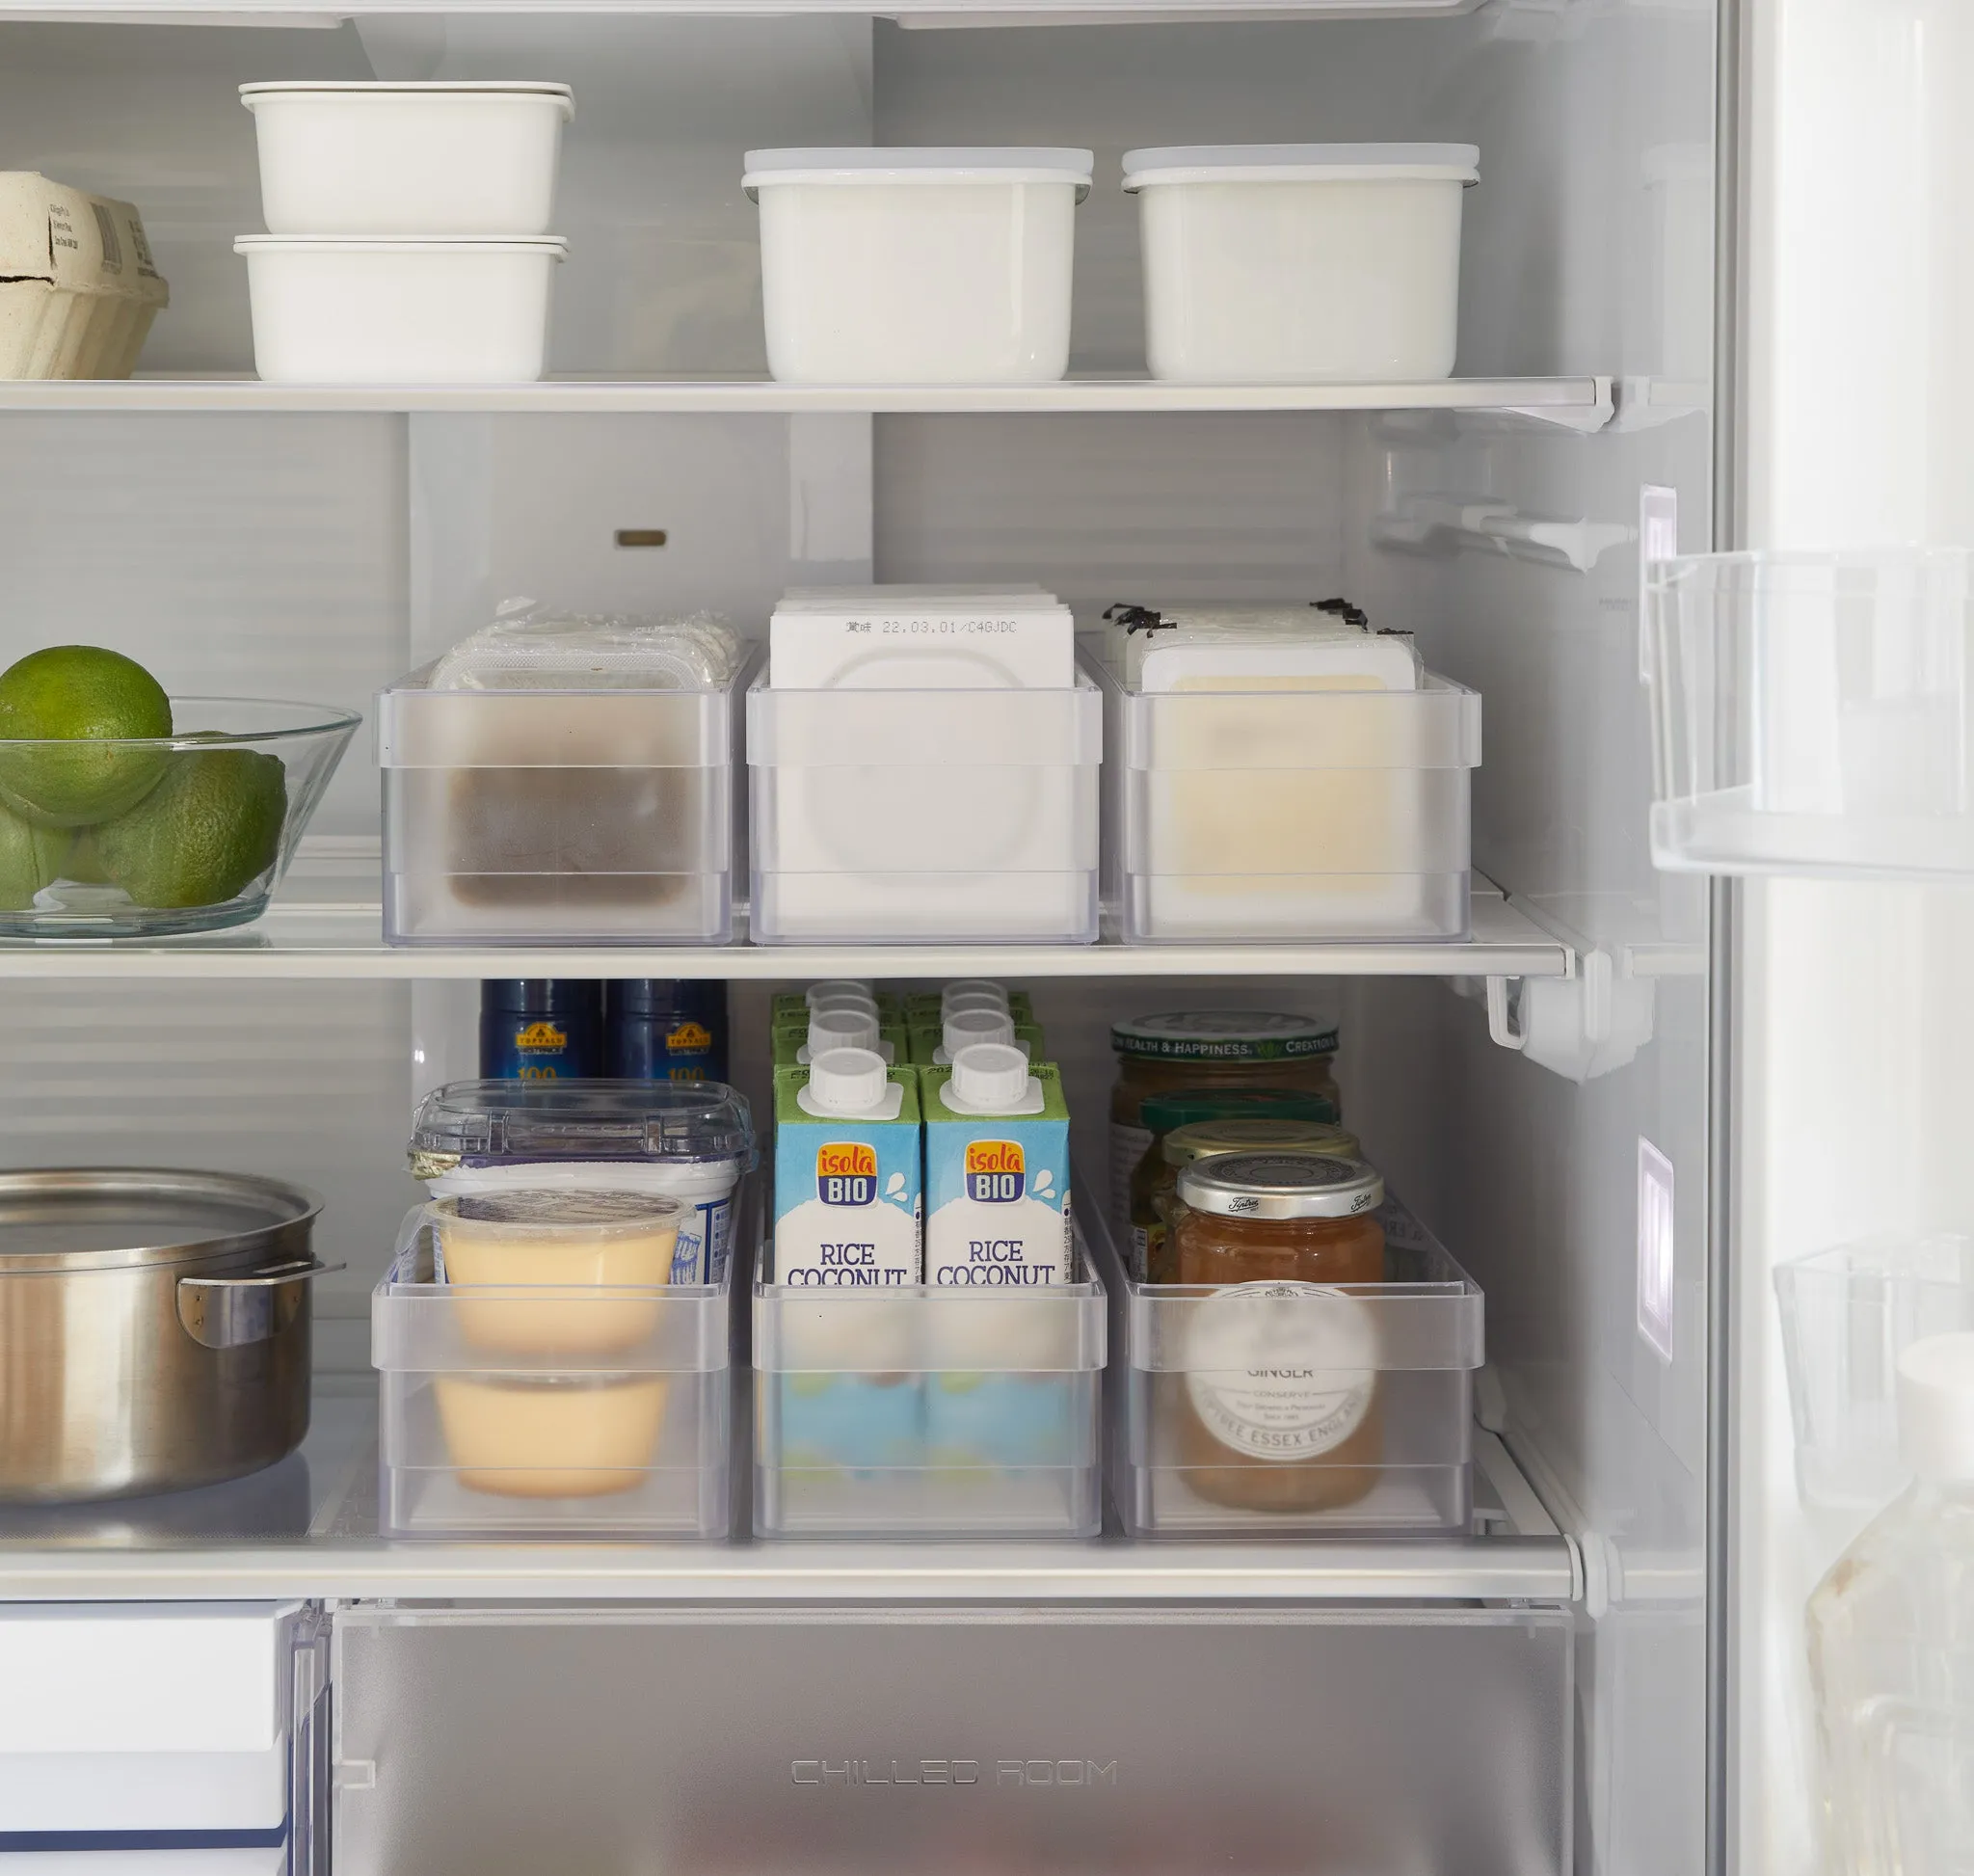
[745,147,1091,386]
[752,1224,1107,1539]
[235,236,564,386]
[1646,549,1974,877]
[1093,654,1480,942]
[1774,1234,1974,1508]
[746,669,1102,944]
[241,83,574,237]
[1085,1187,1482,1538]
[372,1208,733,1540]
[379,660,743,944]
[0,1601,328,1869]
[1123,144,1478,383]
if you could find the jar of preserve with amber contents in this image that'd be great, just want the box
[1170,1152,1385,1514]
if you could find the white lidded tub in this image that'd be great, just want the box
[744,147,1093,386]
[241,82,574,236]
[234,235,565,384]
[1123,144,1480,384]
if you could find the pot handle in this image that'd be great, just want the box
[177,1257,346,1352]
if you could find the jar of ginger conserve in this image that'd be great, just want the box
[1169,1151,1386,1513]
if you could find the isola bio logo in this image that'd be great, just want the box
[817,1141,877,1205]
[964,1139,1026,1202]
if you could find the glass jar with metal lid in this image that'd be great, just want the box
[1108,1010,1341,1229]
[1143,1115,1361,1284]
[1168,1151,1386,1514]
[1125,1087,1344,1282]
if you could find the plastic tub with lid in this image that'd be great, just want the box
[240,82,574,236]
[745,147,1094,386]
[1123,144,1480,383]
[235,235,564,385]
[408,1079,756,1286]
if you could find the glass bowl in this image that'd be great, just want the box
[0,697,360,938]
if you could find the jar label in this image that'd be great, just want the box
[1184,1281,1377,1463]
[1110,1121,1153,1237]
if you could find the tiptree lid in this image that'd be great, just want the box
[1177,1152,1382,1220]
[1112,1010,1340,1062]
[409,1078,755,1177]
[1164,1117,1360,1167]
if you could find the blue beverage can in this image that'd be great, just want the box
[606,980,729,1084]
[479,980,602,1081]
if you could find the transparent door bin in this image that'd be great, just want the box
[745,671,1102,945]
[1091,656,1480,943]
[752,1228,1107,1539]
[1646,549,1974,877]
[1086,1193,1483,1538]
[1775,1234,1974,1509]
[378,658,747,945]
[372,1210,733,1540]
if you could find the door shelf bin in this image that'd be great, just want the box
[378,661,745,945]
[372,1218,734,1540]
[745,671,1103,945]
[1086,1196,1484,1538]
[1646,549,1974,877]
[751,1229,1107,1539]
[1092,655,1480,943]
[1774,1233,1974,1509]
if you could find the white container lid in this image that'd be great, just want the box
[745,147,1094,196]
[241,80,574,120]
[235,235,568,255]
[1122,144,1479,190]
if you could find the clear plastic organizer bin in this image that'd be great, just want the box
[745,670,1102,944]
[1085,1190,1483,1538]
[377,661,745,944]
[1092,656,1480,942]
[1774,1234,1974,1509]
[751,1225,1107,1539]
[372,1208,733,1540]
[1646,549,1974,877]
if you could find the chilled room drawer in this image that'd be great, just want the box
[333,1603,1570,1876]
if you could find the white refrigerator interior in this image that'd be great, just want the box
[0,2,1719,1875]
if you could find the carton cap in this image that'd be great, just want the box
[942,978,1011,1012]
[807,1048,891,1114]
[945,1007,1016,1056]
[807,979,875,1008]
[950,1043,1031,1112]
[808,1006,880,1056]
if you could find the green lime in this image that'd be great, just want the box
[0,646,173,828]
[0,798,70,910]
[93,746,286,910]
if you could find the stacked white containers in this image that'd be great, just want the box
[235,83,573,384]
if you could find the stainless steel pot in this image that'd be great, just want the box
[0,1168,340,1503]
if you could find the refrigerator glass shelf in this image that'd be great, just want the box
[0,374,1613,424]
[0,1375,1575,1603]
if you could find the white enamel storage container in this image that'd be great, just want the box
[745,669,1102,943]
[0,1602,328,1863]
[1093,655,1480,942]
[240,84,574,237]
[745,147,1092,385]
[1124,144,1479,383]
[235,236,565,385]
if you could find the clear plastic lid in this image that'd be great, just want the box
[440,1191,684,1232]
[409,1079,756,1176]
[429,599,744,693]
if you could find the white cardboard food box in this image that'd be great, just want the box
[0,172,169,380]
